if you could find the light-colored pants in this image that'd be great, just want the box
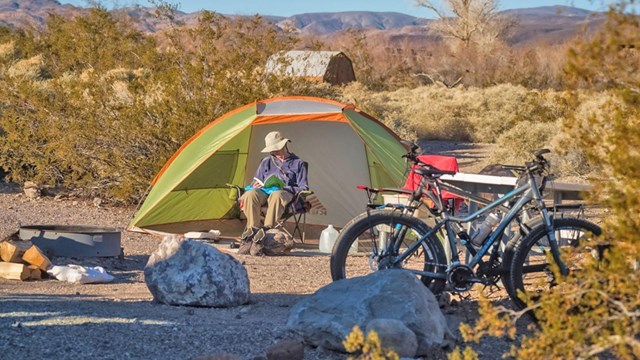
[241,189,293,229]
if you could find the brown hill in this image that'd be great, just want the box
[0,1,605,47]
[0,0,80,28]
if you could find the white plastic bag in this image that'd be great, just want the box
[47,264,114,284]
[184,229,221,240]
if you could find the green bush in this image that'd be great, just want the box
[0,9,337,202]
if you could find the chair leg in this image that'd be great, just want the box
[289,213,305,243]
[301,212,306,243]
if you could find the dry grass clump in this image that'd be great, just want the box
[342,83,569,142]
[488,120,559,165]
[0,41,16,60]
[341,83,602,177]
[7,54,47,80]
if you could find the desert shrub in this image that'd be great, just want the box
[342,83,571,144]
[343,326,399,360]
[0,8,337,202]
[488,120,559,165]
[458,3,640,359]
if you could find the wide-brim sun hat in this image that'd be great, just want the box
[261,131,290,153]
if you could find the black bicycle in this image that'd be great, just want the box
[330,147,602,311]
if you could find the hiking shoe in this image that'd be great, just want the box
[248,227,267,256]
[237,227,260,254]
[249,241,264,256]
[237,240,252,254]
[240,227,258,241]
[253,227,266,243]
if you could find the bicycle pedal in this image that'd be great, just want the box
[483,284,499,295]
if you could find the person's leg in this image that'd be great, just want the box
[264,190,294,227]
[240,189,268,229]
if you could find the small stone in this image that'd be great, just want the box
[93,197,102,207]
[193,354,241,360]
[23,181,38,189]
[266,340,304,360]
[23,187,40,199]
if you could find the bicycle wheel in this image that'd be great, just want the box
[500,214,561,301]
[330,209,448,295]
[508,217,602,311]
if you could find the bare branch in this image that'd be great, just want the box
[415,0,514,47]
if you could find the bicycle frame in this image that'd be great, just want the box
[390,170,565,280]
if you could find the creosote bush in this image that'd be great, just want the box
[0,9,336,202]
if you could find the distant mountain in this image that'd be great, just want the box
[0,1,605,46]
[0,0,80,28]
[276,11,430,34]
[502,5,606,45]
[501,5,594,17]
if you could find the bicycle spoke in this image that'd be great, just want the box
[330,210,448,295]
[509,218,602,314]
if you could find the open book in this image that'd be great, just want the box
[253,175,285,189]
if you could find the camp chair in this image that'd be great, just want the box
[226,184,313,244]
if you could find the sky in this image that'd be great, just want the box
[58,1,615,17]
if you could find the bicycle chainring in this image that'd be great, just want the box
[447,264,475,292]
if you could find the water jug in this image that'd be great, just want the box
[319,224,340,253]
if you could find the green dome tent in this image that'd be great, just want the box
[129,96,407,234]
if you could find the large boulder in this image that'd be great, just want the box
[286,270,449,357]
[144,235,250,307]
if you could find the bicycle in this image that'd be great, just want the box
[330,148,602,311]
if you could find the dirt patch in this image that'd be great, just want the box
[0,142,529,360]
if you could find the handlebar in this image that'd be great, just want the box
[525,148,551,174]
[500,148,551,176]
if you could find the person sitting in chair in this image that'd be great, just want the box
[240,131,308,240]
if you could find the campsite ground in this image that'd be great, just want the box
[0,141,532,360]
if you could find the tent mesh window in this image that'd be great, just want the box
[174,150,239,191]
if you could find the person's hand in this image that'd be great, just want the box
[252,180,263,188]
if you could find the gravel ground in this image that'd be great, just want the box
[0,142,533,360]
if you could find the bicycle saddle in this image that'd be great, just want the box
[414,166,457,177]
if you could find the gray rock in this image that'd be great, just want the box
[366,318,418,358]
[144,235,250,307]
[286,269,448,356]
